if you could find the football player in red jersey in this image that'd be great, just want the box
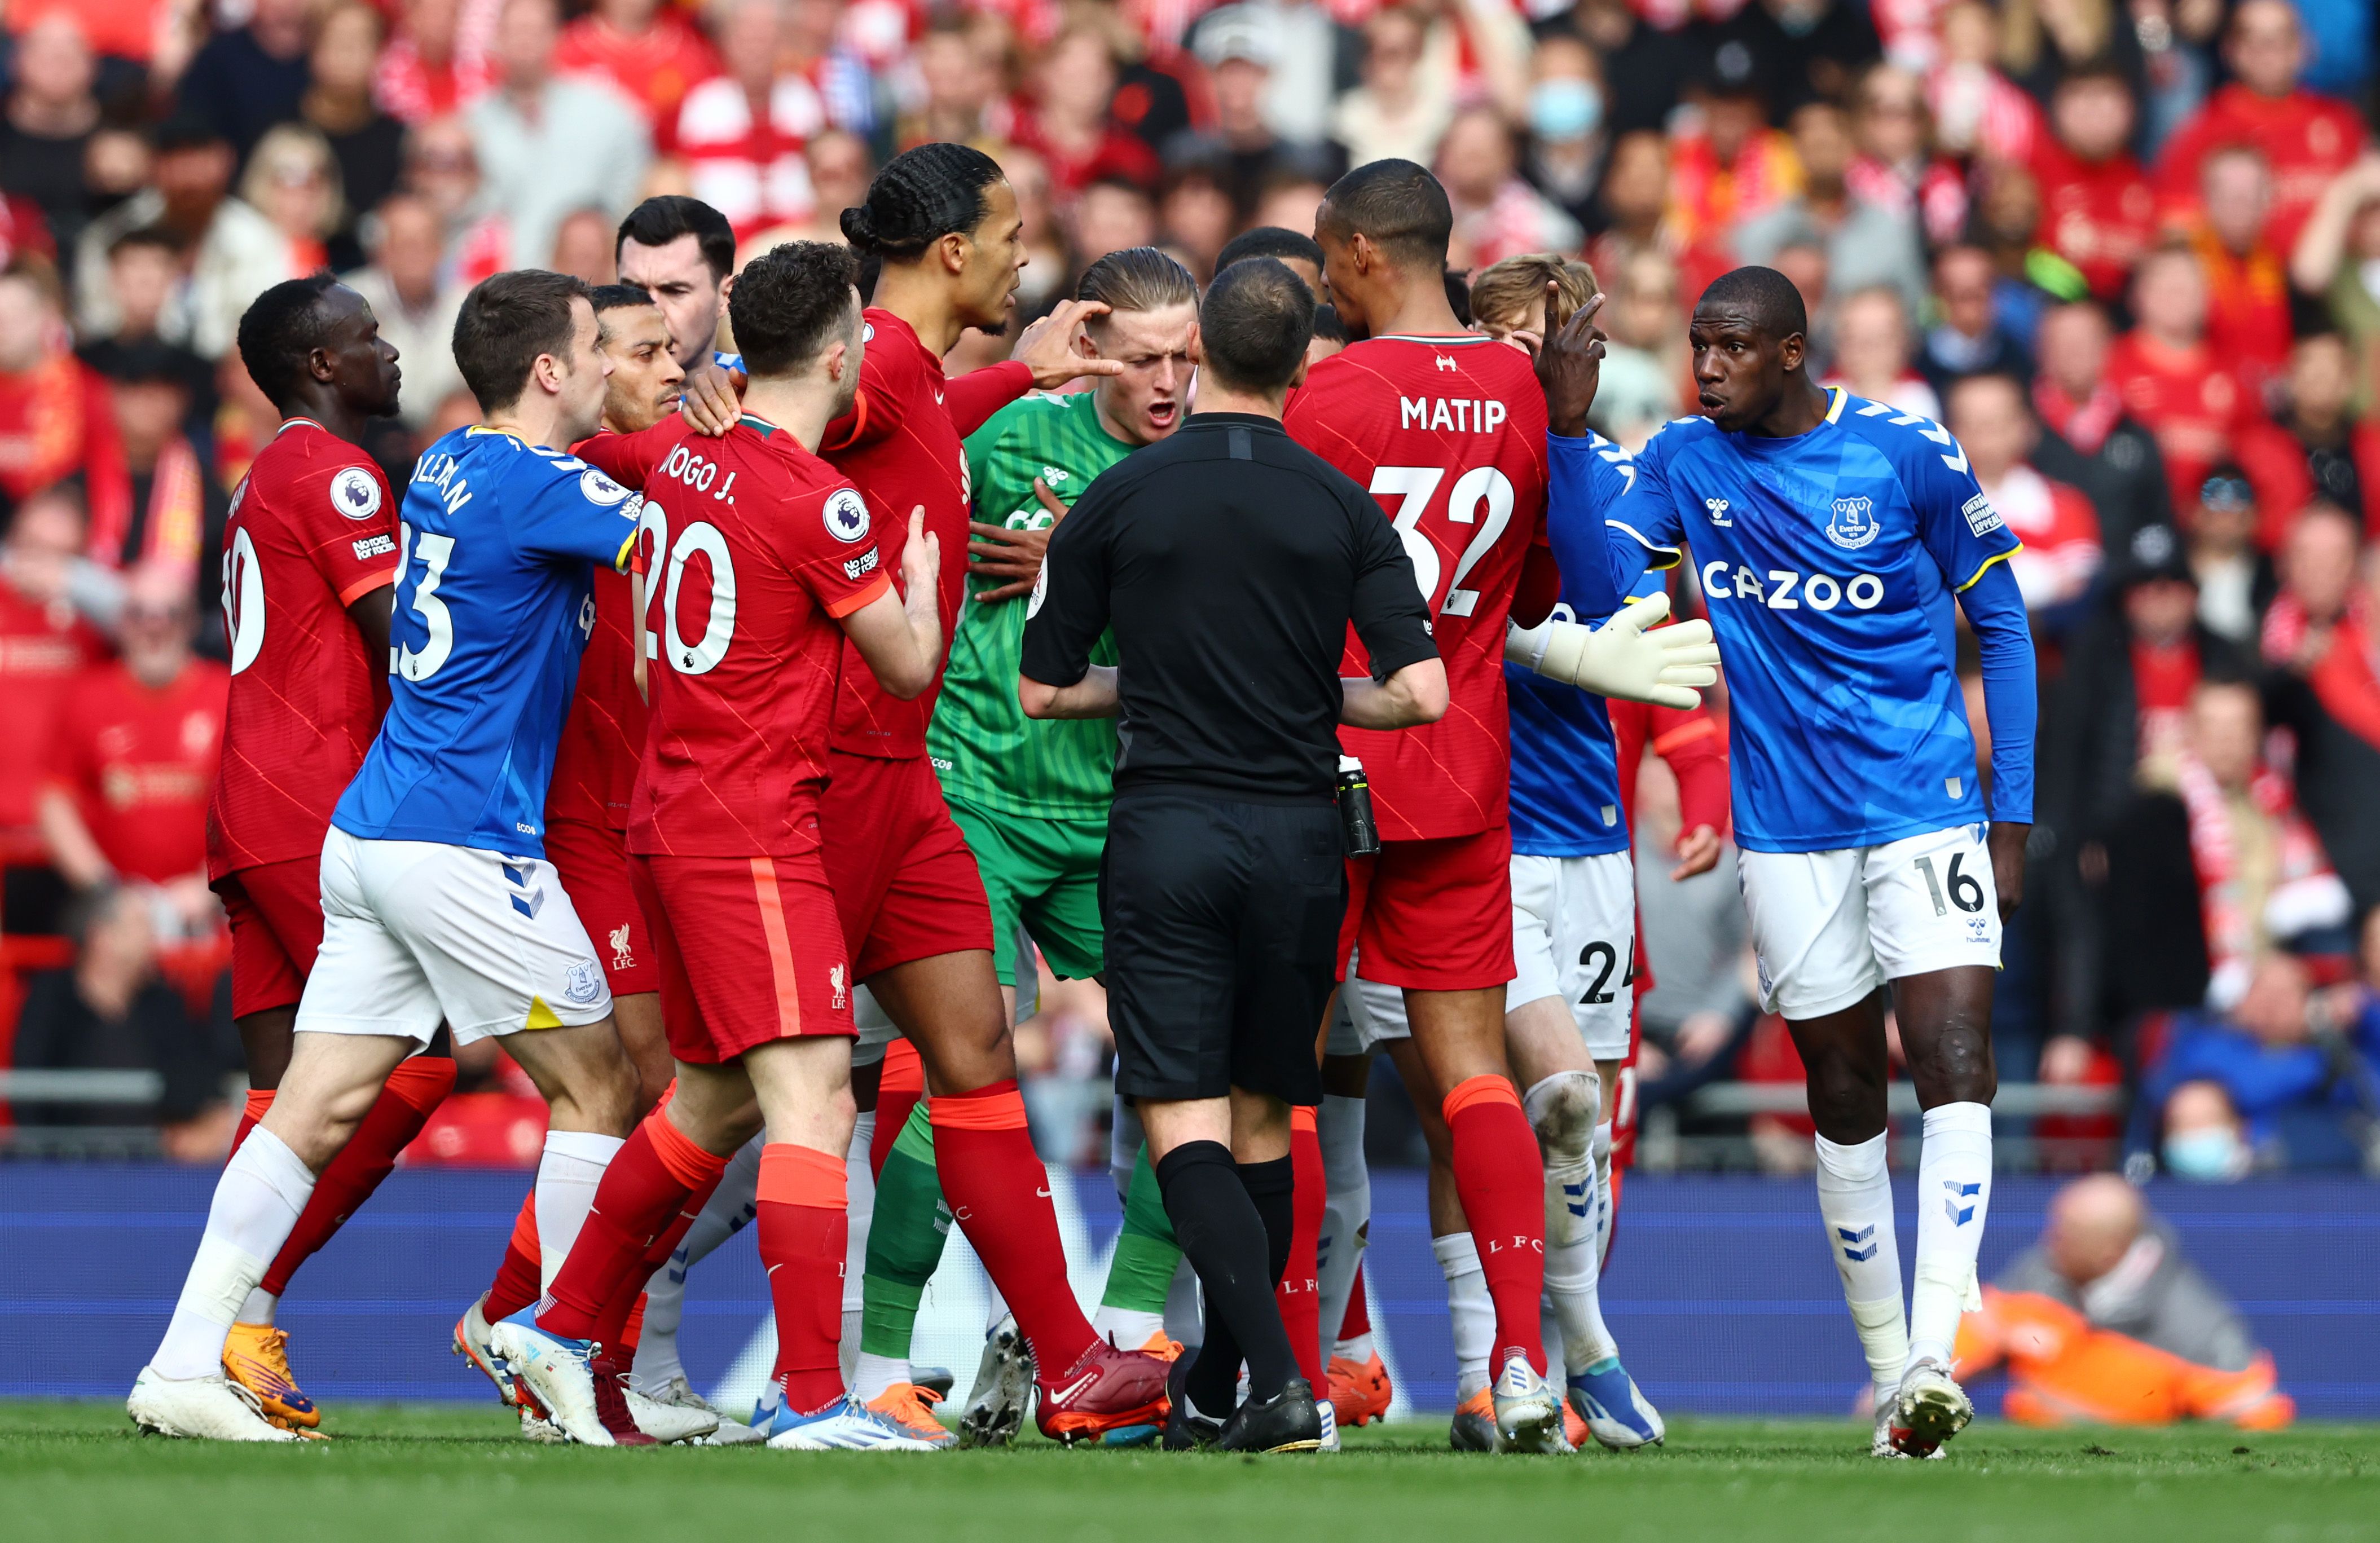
[1283,159,1568,1451]
[808,142,1172,1445]
[206,276,456,1430]
[501,241,1073,1451]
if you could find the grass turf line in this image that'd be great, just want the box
[4,1401,2375,1543]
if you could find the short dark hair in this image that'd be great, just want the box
[842,142,1006,263]
[588,283,656,316]
[1311,301,1347,345]
[452,269,590,414]
[1198,257,1313,393]
[1695,264,1809,340]
[729,241,861,377]
[1318,159,1451,270]
[1076,246,1198,315]
[236,273,345,411]
[614,196,736,281]
[108,225,186,262]
[1215,225,1323,277]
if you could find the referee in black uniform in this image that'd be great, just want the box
[1019,258,1446,1453]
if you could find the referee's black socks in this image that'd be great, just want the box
[1156,1141,1298,1414]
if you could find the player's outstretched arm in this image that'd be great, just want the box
[1506,593,1719,709]
[838,507,944,699]
[1339,657,1449,729]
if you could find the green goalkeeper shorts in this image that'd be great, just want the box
[944,792,1107,986]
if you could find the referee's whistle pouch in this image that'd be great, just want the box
[1336,756,1381,858]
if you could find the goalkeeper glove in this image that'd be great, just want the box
[1505,593,1719,709]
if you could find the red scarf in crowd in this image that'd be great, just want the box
[2034,377,2127,457]
[85,435,205,574]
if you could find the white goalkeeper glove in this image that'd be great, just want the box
[1505,593,1719,709]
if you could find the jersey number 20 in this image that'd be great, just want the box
[1369,465,1515,618]
[639,501,738,675]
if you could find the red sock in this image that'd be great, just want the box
[1444,1075,1547,1376]
[931,1079,1096,1377]
[870,1039,924,1179]
[1339,1259,1371,1344]
[1277,1108,1326,1389]
[259,1057,455,1297]
[539,1109,727,1339]
[486,1193,543,1322]
[230,1088,273,1156]
[756,1143,847,1414]
[592,1157,726,1348]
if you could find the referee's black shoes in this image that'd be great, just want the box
[1161,1350,1222,1450]
[1216,1379,1324,1454]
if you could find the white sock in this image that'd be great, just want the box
[153,1128,315,1379]
[1093,1304,1165,1348]
[852,1350,907,1403]
[839,1112,876,1387]
[235,1287,278,1327]
[534,1130,624,1295]
[1336,1327,1374,1363]
[1545,1218,1617,1377]
[1539,1295,1567,1384]
[1110,1095,1142,1201]
[1163,1254,1203,1351]
[1432,1231,1494,1401]
[631,1135,762,1394]
[1592,1122,1616,1269]
[1815,1131,1908,1404]
[1523,1070,1599,1247]
[1909,1102,1992,1370]
[1314,1093,1369,1359]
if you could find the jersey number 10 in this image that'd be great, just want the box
[1369,465,1516,618]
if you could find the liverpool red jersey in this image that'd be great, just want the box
[48,658,227,884]
[819,308,1027,760]
[206,418,398,879]
[2027,138,2156,302]
[0,583,105,841]
[2157,84,2367,255]
[627,415,892,856]
[1284,333,1550,840]
[557,427,666,832]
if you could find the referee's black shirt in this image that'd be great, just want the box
[1020,411,1436,804]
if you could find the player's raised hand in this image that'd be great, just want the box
[968,477,1069,603]
[1013,299,1125,389]
[1521,592,1719,709]
[679,360,744,436]
[1535,281,1607,439]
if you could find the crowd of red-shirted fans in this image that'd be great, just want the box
[0,0,2375,1176]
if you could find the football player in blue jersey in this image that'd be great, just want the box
[1546,266,2036,1459]
[130,271,647,1443]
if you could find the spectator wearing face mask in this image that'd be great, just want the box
[1519,34,1607,237]
[2142,949,2379,1175]
[1438,106,1578,273]
[2184,468,2272,646]
[1950,1175,2295,1428]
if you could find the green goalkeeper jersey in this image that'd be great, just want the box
[929,390,1136,818]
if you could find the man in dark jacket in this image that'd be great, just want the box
[2032,299,2175,565]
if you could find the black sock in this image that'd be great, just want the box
[1157,1140,1300,1409]
[1236,1155,1296,1294]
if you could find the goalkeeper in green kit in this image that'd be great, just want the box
[854,249,1202,1448]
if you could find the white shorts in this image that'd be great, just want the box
[296,827,614,1047]
[1328,852,1637,1060]
[849,924,1042,1068]
[1510,852,1636,1061]
[1737,823,2003,1020]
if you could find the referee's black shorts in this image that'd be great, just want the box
[1100,788,1343,1106]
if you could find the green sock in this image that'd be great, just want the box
[1099,1144,1182,1314]
[860,1102,950,1360]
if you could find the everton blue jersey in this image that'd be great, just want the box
[1582,389,2033,854]
[1510,431,1641,858]
[333,426,640,857]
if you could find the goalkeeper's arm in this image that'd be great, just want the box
[1504,592,1719,710]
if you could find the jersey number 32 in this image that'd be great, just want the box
[1369,465,1515,618]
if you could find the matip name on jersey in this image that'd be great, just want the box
[1399,395,1511,434]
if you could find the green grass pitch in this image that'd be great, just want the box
[5,1402,2375,1543]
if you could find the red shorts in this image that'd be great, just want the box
[1336,823,1515,991]
[631,851,856,1064]
[820,751,993,981]
[214,857,325,1018]
[546,816,659,997]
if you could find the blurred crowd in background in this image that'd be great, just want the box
[0,0,2375,1177]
